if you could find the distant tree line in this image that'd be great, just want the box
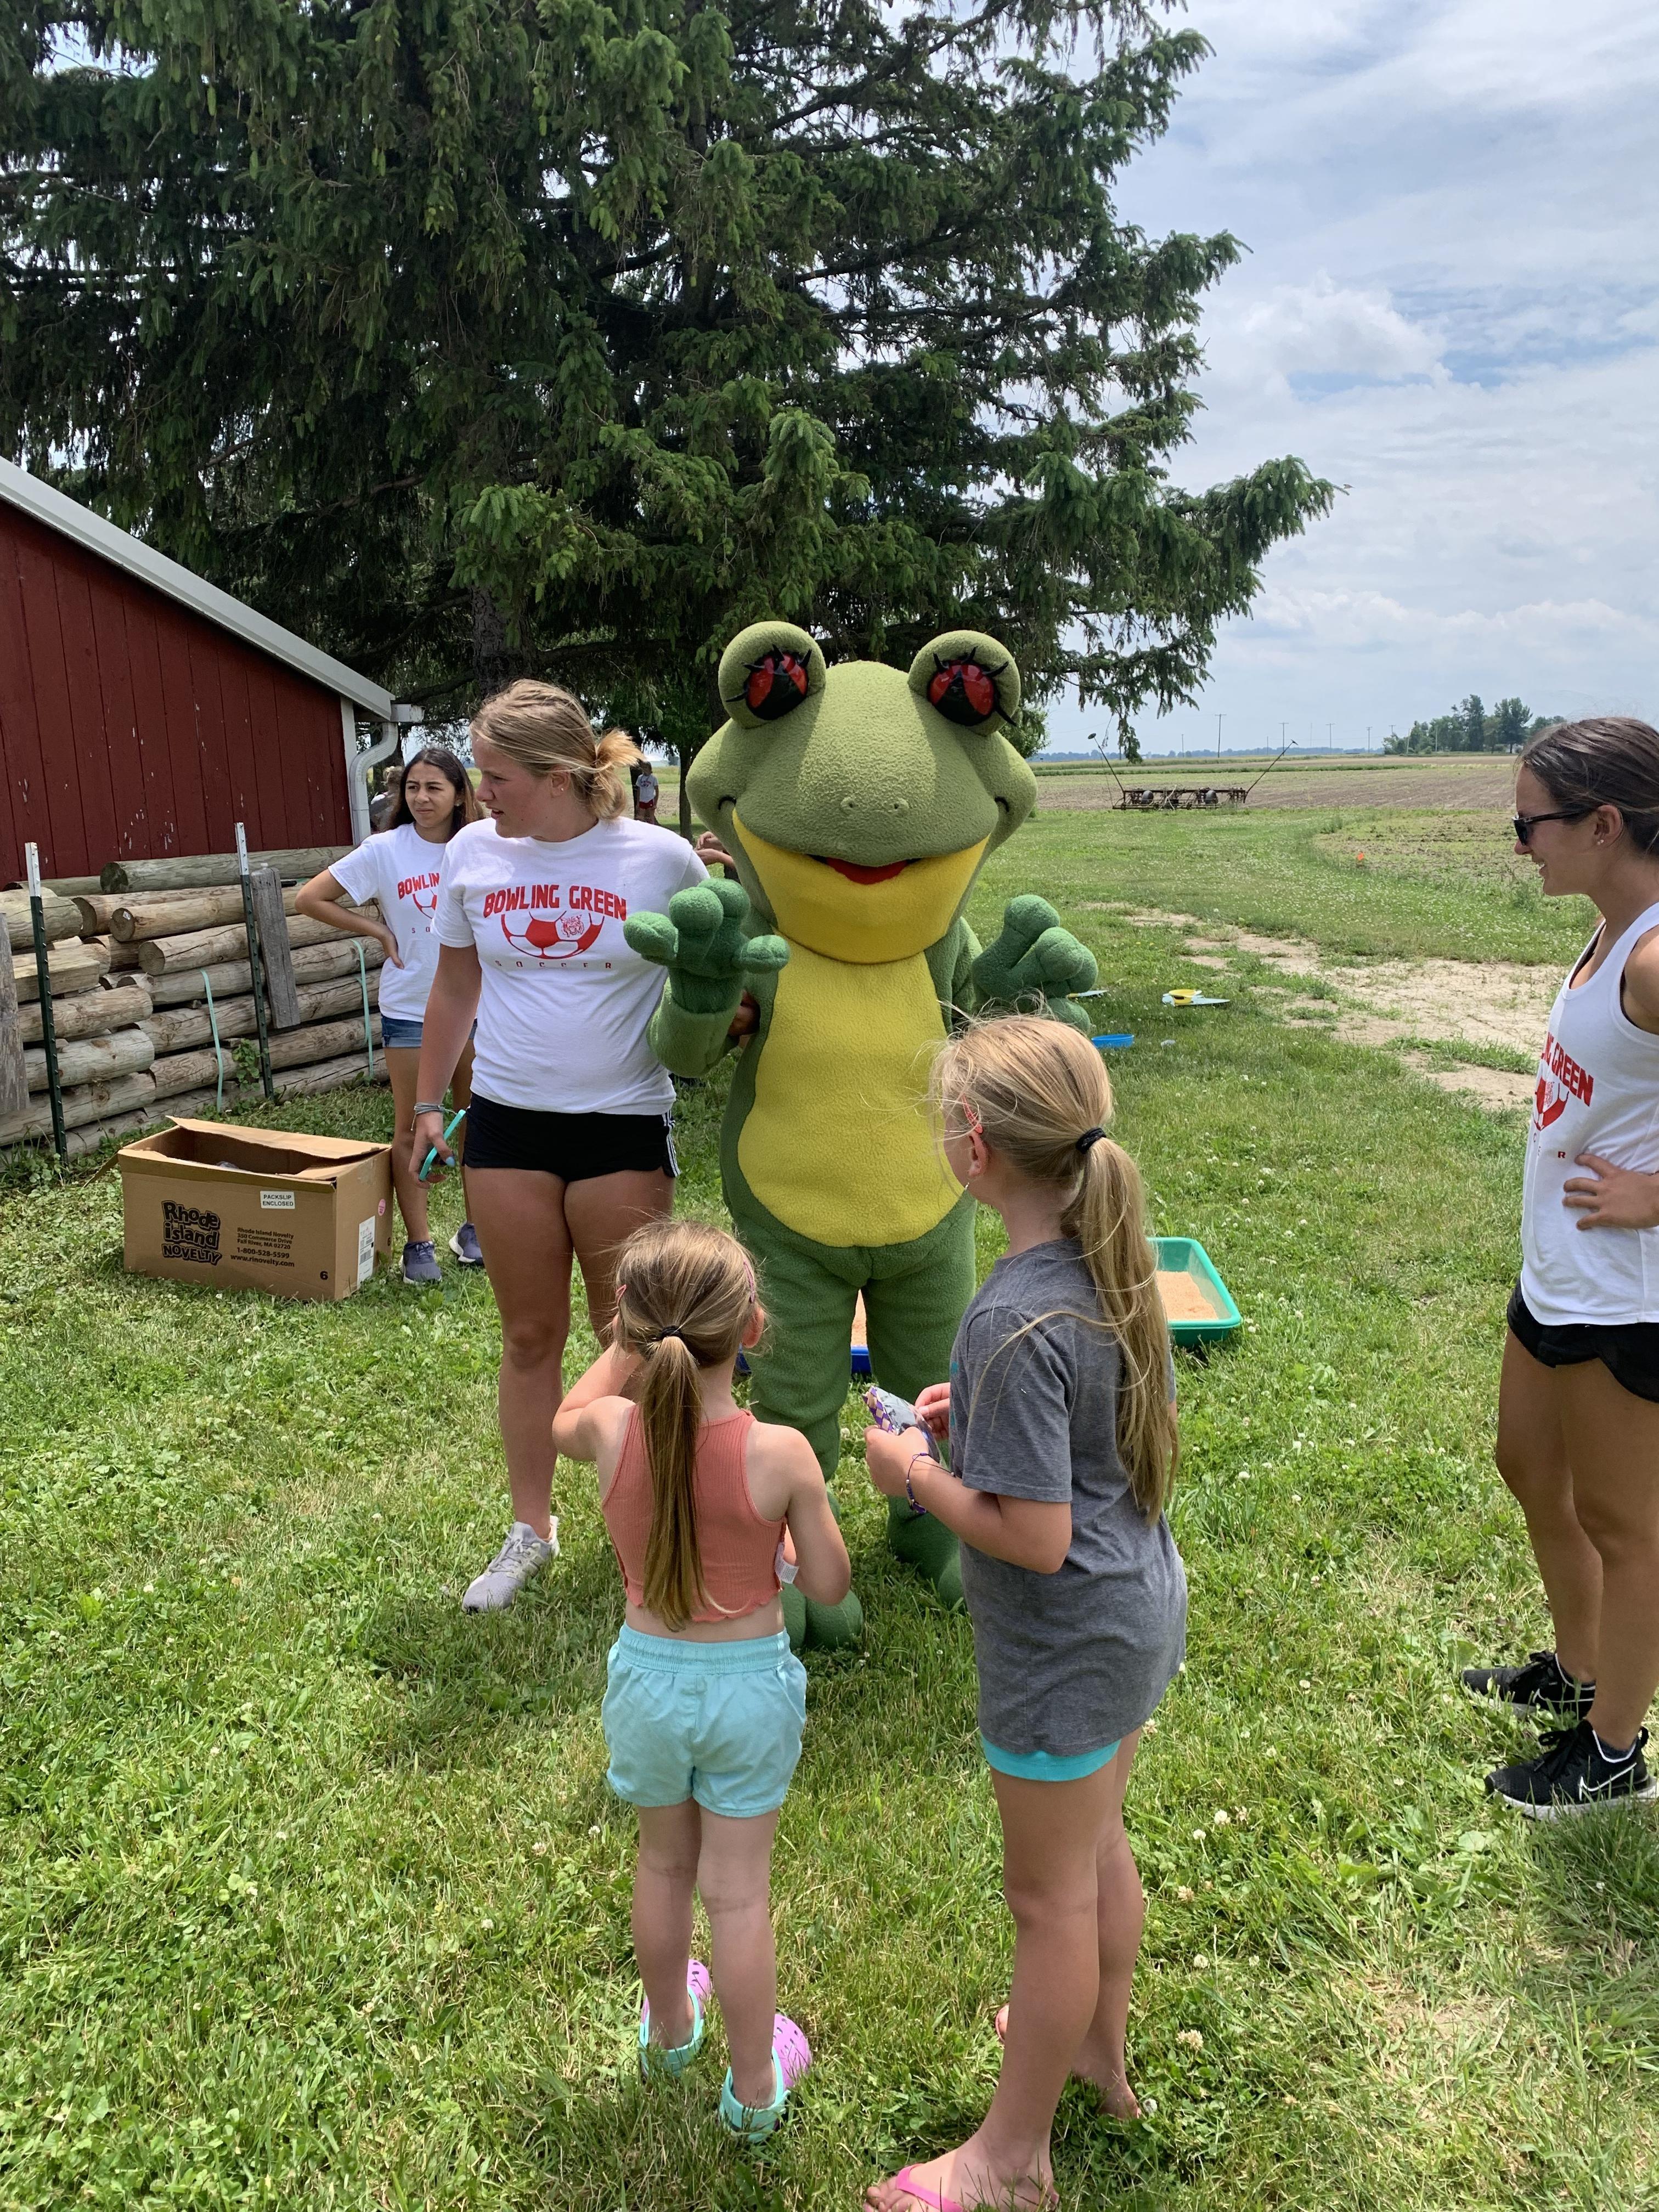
[1385,696,1559,754]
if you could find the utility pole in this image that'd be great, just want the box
[1216,713,1223,760]
[1280,721,1287,749]
[1366,725,1372,753]
[1328,723,1333,753]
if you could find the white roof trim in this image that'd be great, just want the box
[0,457,395,719]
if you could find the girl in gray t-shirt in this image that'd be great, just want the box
[862,1015,1184,2212]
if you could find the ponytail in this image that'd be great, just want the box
[637,1333,709,1630]
[608,1219,763,1631]
[929,1014,1177,1520]
[1068,1135,1178,1520]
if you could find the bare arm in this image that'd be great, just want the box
[865,1425,1072,1572]
[409,942,482,1178]
[783,1451,849,1610]
[294,867,398,961]
[550,1346,642,1460]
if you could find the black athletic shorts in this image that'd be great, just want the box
[1506,1280,1659,1404]
[464,1093,678,1182]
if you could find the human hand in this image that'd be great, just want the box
[623,879,788,1017]
[727,991,760,1041]
[913,1382,951,1439]
[695,831,736,874]
[411,1109,452,1183]
[864,1425,928,1499]
[381,926,404,969]
[971,894,1097,1031]
[1564,1152,1659,1231]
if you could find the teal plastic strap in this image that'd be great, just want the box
[355,940,375,1080]
[200,969,225,1111]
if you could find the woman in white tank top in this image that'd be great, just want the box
[1466,719,1659,1815]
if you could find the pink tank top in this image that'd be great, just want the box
[600,1407,783,1622]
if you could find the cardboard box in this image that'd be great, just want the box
[117,1119,393,1300]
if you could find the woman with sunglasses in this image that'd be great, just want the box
[1464,718,1659,1813]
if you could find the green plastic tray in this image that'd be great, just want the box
[1155,1235,1242,1348]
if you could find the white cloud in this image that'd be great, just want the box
[1219,274,1443,391]
[1043,0,1659,751]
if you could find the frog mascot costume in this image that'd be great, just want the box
[623,620,1097,1646]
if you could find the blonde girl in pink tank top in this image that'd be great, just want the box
[1467,718,1659,1816]
[551,1220,850,2141]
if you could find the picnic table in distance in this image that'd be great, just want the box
[1118,785,1250,809]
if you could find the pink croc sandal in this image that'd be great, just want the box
[639,1958,712,2078]
[718,2012,811,2143]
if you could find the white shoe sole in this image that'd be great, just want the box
[448,1232,484,1267]
[1497,1779,1658,1819]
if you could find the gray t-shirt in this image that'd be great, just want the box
[951,1239,1187,1758]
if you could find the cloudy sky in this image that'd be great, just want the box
[1046,0,1659,755]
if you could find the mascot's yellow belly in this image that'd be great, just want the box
[740,943,959,1247]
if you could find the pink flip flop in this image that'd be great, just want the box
[885,2171,963,2212]
[877,2166,1059,2212]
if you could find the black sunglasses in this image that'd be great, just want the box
[1513,808,1593,844]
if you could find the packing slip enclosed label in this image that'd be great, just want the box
[259,1189,297,1210]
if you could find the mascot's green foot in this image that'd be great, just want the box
[782,1581,865,1652]
[885,1497,965,1611]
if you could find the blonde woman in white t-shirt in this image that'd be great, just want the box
[298,746,484,1284]
[1465,718,1659,1816]
[416,682,708,1612]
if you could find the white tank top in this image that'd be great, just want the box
[1520,900,1659,1325]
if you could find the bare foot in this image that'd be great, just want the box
[994,2005,1141,2121]
[865,2142,1056,2211]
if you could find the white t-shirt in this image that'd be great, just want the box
[331,822,452,1025]
[636,770,659,804]
[434,816,707,1113]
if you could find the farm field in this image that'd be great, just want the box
[1032,755,1520,812]
[3,809,1656,2211]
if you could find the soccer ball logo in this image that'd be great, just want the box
[500,910,603,960]
[410,883,438,920]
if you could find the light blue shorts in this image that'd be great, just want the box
[602,1627,808,1819]
[981,1735,1121,1782]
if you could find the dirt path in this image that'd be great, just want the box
[1110,906,1548,1110]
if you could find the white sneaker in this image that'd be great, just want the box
[461,1520,558,1612]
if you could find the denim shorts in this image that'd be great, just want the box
[379,1017,477,1051]
[602,1627,807,1819]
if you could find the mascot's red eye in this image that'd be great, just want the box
[744,651,811,720]
[928,657,999,726]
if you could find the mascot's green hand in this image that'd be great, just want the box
[972,894,1097,1032]
[623,879,789,1017]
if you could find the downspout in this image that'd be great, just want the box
[343,701,409,842]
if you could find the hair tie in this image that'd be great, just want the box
[1076,1127,1107,1153]
[656,1325,686,1344]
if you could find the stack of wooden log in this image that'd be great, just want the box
[1,843,391,1161]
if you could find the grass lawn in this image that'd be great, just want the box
[3,812,1655,2211]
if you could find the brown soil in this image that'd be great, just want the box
[1158,1272,1224,1323]
[1039,757,1515,813]
[1112,908,1554,1060]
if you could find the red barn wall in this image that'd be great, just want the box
[0,503,354,883]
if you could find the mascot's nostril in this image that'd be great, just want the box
[840,794,857,814]
[889,799,910,816]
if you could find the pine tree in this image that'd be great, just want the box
[2,0,1332,751]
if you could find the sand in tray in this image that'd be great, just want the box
[1157,1270,1224,1324]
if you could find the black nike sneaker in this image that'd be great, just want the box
[1486,1722,1657,1818]
[1461,1649,1595,1721]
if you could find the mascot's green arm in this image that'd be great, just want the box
[627,878,787,1079]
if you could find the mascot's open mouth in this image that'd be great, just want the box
[817,856,911,885]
